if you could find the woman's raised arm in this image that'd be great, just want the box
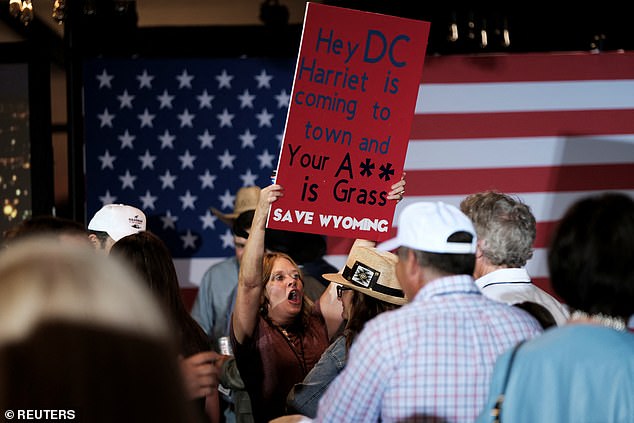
[232,185,284,344]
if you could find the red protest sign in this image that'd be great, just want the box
[268,2,430,241]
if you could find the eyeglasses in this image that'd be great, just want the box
[336,285,352,299]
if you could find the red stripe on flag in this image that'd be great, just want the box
[535,221,559,249]
[410,109,634,140]
[421,52,634,83]
[181,287,198,312]
[405,164,634,196]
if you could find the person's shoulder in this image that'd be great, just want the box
[323,335,347,363]
[202,256,238,275]
[199,256,238,290]
[327,334,346,351]
[552,324,634,345]
[350,308,415,363]
[359,305,408,335]
[527,285,568,309]
[483,296,543,326]
[516,326,590,361]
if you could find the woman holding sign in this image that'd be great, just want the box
[230,178,405,423]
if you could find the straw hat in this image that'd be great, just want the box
[210,186,261,227]
[322,245,407,305]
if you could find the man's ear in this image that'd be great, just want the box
[475,239,485,259]
[403,249,421,280]
[87,233,100,249]
[400,249,425,293]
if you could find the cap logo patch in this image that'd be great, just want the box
[350,261,380,289]
[128,215,144,228]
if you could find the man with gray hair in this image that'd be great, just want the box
[460,190,569,327]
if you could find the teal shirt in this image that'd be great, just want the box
[478,325,634,423]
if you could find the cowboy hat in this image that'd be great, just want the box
[322,245,407,305]
[210,186,261,227]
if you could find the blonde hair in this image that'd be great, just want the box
[0,236,170,345]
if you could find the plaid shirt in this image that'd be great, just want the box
[315,274,543,423]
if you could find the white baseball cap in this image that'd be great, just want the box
[88,204,146,242]
[377,202,477,254]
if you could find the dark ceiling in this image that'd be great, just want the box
[1,1,632,62]
[321,1,633,55]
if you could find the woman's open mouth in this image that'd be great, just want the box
[288,289,302,304]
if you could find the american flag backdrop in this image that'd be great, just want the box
[83,52,634,295]
[84,57,295,286]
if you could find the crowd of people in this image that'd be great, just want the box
[0,184,632,423]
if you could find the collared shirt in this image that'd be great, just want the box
[476,268,570,326]
[315,274,543,423]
